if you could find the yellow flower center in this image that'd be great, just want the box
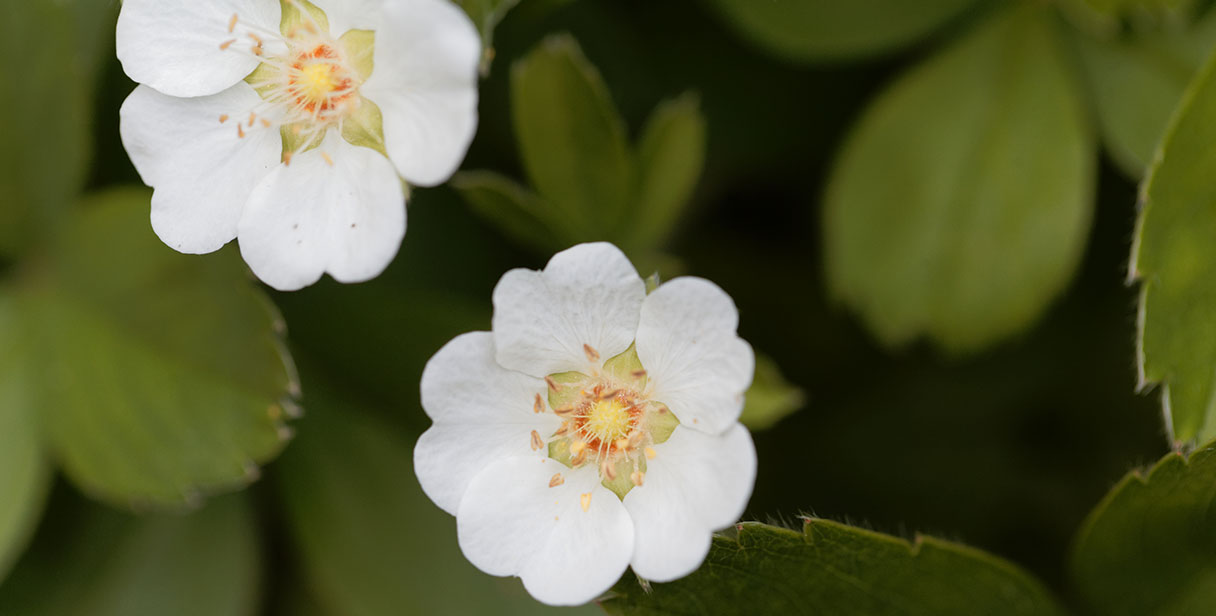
[298,62,339,104]
[584,398,632,444]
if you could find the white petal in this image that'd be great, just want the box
[360,0,480,186]
[492,243,646,377]
[636,278,755,435]
[311,0,382,35]
[119,83,280,254]
[623,424,756,582]
[237,131,406,291]
[116,0,281,97]
[415,332,558,514]
[457,457,633,606]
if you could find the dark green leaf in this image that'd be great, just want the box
[603,520,1068,616]
[630,93,707,251]
[452,170,567,253]
[1073,10,1216,177]
[511,34,635,236]
[0,493,261,616]
[1071,440,1216,615]
[738,353,804,431]
[824,4,1095,353]
[1131,39,1216,444]
[274,386,599,615]
[20,187,297,507]
[0,0,114,255]
[700,0,979,62]
[0,294,51,582]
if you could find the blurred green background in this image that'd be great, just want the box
[3,0,1211,613]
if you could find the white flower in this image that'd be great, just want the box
[116,0,480,290]
[414,243,757,606]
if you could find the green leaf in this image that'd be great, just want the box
[700,0,979,63]
[1073,10,1216,177]
[1131,39,1216,444]
[0,493,261,616]
[824,4,1095,354]
[511,34,635,237]
[451,171,567,253]
[0,0,114,255]
[20,187,297,507]
[1071,440,1216,615]
[0,294,51,582]
[739,353,805,431]
[603,520,1068,616]
[630,93,707,251]
[274,383,600,614]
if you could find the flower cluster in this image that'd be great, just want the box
[117,0,480,290]
[414,243,757,605]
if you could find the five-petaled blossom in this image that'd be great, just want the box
[117,0,480,290]
[414,243,757,605]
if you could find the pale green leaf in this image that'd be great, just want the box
[739,353,804,431]
[0,294,51,583]
[1074,10,1216,177]
[511,34,635,236]
[451,170,568,253]
[20,187,297,507]
[700,0,979,62]
[0,0,114,255]
[630,93,707,251]
[1071,440,1216,615]
[603,520,1068,616]
[0,493,261,616]
[274,384,599,615]
[1131,40,1216,444]
[824,4,1095,353]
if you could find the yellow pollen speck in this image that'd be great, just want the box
[580,493,592,512]
[569,440,587,456]
[645,446,656,459]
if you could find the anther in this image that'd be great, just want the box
[571,449,587,467]
[580,493,592,512]
[219,114,229,124]
[322,152,334,167]
[627,429,644,449]
[569,441,587,456]
[631,470,645,486]
[598,389,619,400]
[219,39,236,50]
[248,112,257,127]
[614,438,628,451]
[554,406,576,417]
[237,124,246,138]
[261,118,272,128]
[645,446,656,459]
[533,393,544,414]
[549,473,564,488]
[530,430,543,451]
[600,458,617,480]
[545,376,562,392]
[583,344,600,362]
[228,13,238,34]
[283,151,294,166]
[631,369,647,378]
[553,422,571,437]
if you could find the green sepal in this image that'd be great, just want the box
[547,438,574,468]
[645,403,679,445]
[341,97,389,158]
[340,29,375,81]
[280,0,329,34]
[601,344,647,391]
[601,457,644,500]
[546,371,591,411]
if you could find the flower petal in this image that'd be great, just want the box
[237,131,406,291]
[116,0,281,97]
[311,0,382,35]
[119,83,281,254]
[457,457,633,606]
[415,332,558,514]
[636,277,755,435]
[623,424,756,582]
[492,243,646,377]
[359,0,480,186]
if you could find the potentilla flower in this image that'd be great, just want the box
[117,0,480,290]
[414,243,757,606]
